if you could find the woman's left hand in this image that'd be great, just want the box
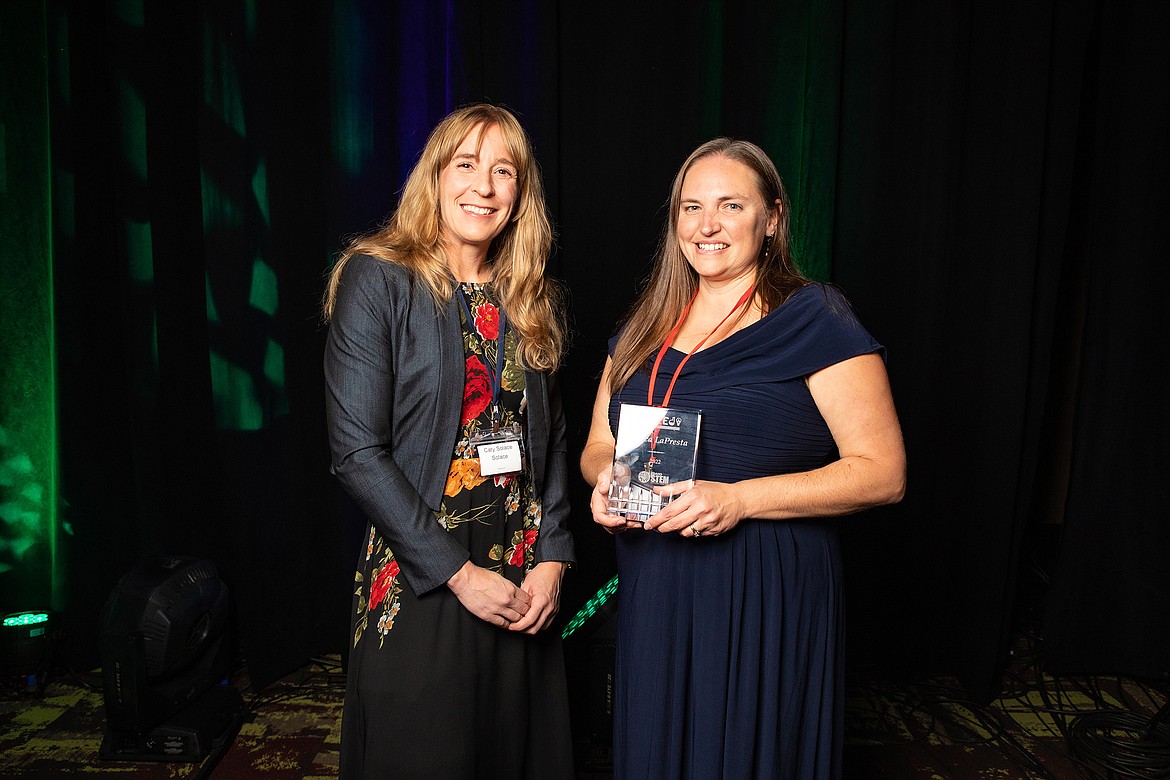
[509,561,565,634]
[643,480,744,538]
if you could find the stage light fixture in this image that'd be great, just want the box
[1,609,55,678]
[98,556,244,763]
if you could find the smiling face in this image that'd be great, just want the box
[437,123,519,268]
[676,154,779,286]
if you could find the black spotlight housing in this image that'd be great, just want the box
[98,556,243,761]
[1,610,55,680]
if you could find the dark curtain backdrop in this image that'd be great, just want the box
[2,0,1166,701]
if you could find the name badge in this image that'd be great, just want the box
[477,440,522,476]
[471,421,525,477]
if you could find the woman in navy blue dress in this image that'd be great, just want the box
[581,138,906,779]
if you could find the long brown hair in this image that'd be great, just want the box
[608,138,808,394]
[322,103,565,372]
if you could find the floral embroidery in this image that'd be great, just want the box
[370,560,400,610]
[501,330,523,392]
[461,355,492,425]
[436,499,496,530]
[474,302,500,340]
[353,538,403,648]
[377,602,400,634]
[508,529,539,568]
[445,458,486,496]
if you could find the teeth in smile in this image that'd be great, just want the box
[698,243,728,251]
[462,205,495,216]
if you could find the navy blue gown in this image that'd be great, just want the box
[607,284,883,780]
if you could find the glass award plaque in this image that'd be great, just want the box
[607,403,702,522]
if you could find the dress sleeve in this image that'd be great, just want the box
[794,284,884,371]
[324,255,469,594]
[722,283,885,382]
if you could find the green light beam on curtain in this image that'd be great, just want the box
[332,0,374,179]
[0,0,61,609]
[760,1,843,282]
[118,73,158,379]
[201,0,288,431]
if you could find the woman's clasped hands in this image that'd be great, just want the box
[446,559,565,634]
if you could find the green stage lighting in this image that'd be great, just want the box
[1,610,55,677]
[562,575,619,639]
[3,612,49,628]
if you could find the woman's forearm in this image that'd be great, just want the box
[733,451,906,521]
[580,441,615,487]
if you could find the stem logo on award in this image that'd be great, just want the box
[608,403,702,522]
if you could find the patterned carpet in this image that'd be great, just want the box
[843,667,1170,779]
[1,657,344,778]
[843,605,1170,780]
[3,646,1167,779]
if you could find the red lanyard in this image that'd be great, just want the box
[646,285,755,408]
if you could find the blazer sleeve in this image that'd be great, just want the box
[532,370,576,565]
[324,256,469,594]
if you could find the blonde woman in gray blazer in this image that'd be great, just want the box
[323,104,575,779]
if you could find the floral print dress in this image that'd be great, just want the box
[341,282,574,779]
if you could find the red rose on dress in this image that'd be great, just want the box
[474,303,500,340]
[508,544,525,568]
[509,529,539,567]
[369,560,399,610]
[461,355,491,425]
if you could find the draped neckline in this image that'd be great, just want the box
[664,282,816,359]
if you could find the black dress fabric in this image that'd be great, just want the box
[340,282,574,779]
[607,284,883,780]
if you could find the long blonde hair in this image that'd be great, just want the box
[323,104,565,372]
[608,138,807,393]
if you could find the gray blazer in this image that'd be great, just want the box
[324,254,575,595]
